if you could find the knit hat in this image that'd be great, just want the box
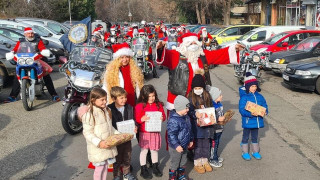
[174,95,190,112]
[24,27,33,33]
[244,72,261,93]
[208,86,222,101]
[112,43,134,59]
[191,74,206,89]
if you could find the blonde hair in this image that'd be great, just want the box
[110,86,127,100]
[104,56,144,104]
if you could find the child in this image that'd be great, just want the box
[167,95,193,180]
[81,87,119,180]
[187,74,213,174]
[108,86,137,180]
[208,86,225,168]
[239,72,268,161]
[135,84,166,179]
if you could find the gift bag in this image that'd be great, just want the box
[217,109,235,125]
[105,133,134,148]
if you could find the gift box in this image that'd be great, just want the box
[116,119,136,139]
[105,133,134,148]
[145,111,162,132]
[245,101,266,117]
[196,107,216,127]
[217,109,235,125]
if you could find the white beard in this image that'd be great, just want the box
[176,40,204,63]
[202,31,207,38]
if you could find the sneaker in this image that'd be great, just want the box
[123,173,137,180]
[52,95,61,102]
[242,153,251,161]
[209,160,222,168]
[3,96,17,103]
[218,157,224,163]
[203,162,212,172]
[113,176,121,180]
[252,152,262,160]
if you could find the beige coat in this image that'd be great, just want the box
[82,106,119,163]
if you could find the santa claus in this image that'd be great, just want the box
[156,33,243,111]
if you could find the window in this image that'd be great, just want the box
[220,27,239,36]
[48,22,65,34]
[239,26,251,35]
[249,31,266,42]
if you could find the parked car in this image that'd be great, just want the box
[0,19,63,46]
[164,24,172,29]
[194,25,221,34]
[250,30,320,53]
[15,20,63,39]
[219,26,305,48]
[0,27,65,63]
[282,57,320,93]
[269,37,320,74]
[189,25,207,32]
[210,24,262,45]
[14,17,69,34]
[0,34,16,83]
[63,20,80,28]
[185,25,197,31]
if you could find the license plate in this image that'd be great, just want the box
[283,74,289,81]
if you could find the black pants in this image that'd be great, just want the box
[9,75,58,98]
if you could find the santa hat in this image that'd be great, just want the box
[138,29,145,34]
[24,27,33,33]
[244,72,261,93]
[201,27,207,31]
[92,27,101,35]
[178,33,198,44]
[111,25,116,30]
[112,43,134,59]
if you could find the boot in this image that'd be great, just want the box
[240,143,251,161]
[177,166,190,180]
[140,165,152,179]
[251,143,262,160]
[152,162,163,177]
[168,169,177,180]
[152,68,159,78]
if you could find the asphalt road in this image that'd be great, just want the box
[0,64,319,180]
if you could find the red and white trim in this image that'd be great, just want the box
[113,48,134,59]
[228,45,238,64]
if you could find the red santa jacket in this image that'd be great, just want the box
[156,47,239,110]
[135,102,166,133]
[197,33,213,40]
[13,38,46,61]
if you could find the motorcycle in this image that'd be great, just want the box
[59,45,112,135]
[202,37,219,50]
[234,42,263,83]
[5,42,51,111]
[131,37,154,76]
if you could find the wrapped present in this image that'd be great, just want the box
[116,119,136,139]
[105,133,134,148]
[245,101,266,117]
[196,107,216,127]
[217,109,235,125]
[145,111,162,132]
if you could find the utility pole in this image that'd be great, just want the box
[68,0,72,24]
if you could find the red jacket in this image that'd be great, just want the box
[135,102,166,132]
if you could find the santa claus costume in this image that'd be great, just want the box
[103,43,144,107]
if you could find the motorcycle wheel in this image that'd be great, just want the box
[21,79,33,111]
[61,102,83,135]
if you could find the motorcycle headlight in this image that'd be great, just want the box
[138,63,142,67]
[295,70,311,76]
[74,78,94,88]
[111,38,115,43]
[26,58,34,65]
[18,58,25,65]
[145,50,148,56]
[252,55,260,63]
[137,50,143,57]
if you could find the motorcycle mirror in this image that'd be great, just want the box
[40,49,51,57]
[5,43,11,48]
[6,51,14,60]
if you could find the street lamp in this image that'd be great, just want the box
[128,12,132,22]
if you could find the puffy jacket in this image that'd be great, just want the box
[82,106,119,163]
[167,110,194,149]
[239,91,268,129]
[135,102,166,132]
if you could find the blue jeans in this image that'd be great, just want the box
[211,132,222,161]
[241,128,259,144]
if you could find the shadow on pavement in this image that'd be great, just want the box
[311,101,320,129]
[0,113,11,131]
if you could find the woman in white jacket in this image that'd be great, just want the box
[82,87,119,180]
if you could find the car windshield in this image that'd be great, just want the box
[16,41,37,53]
[262,32,288,45]
[32,26,50,36]
[132,37,148,50]
[293,38,320,52]
[0,34,15,44]
[0,29,23,41]
[238,30,256,40]
[212,28,225,35]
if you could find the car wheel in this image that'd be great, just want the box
[315,77,320,94]
[0,66,8,85]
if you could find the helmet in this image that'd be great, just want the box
[141,20,146,25]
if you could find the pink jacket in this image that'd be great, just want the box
[135,102,166,132]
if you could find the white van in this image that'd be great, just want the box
[219,26,306,48]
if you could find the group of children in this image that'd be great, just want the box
[80,72,268,180]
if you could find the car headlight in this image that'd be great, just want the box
[295,70,311,76]
[26,58,34,65]
[252,55,260,63]
[137,50,143,57]
[18,58,25,65]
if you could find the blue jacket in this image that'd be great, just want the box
[213,101,224,132]
[239,90,268,129]
[167,110,193,149]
